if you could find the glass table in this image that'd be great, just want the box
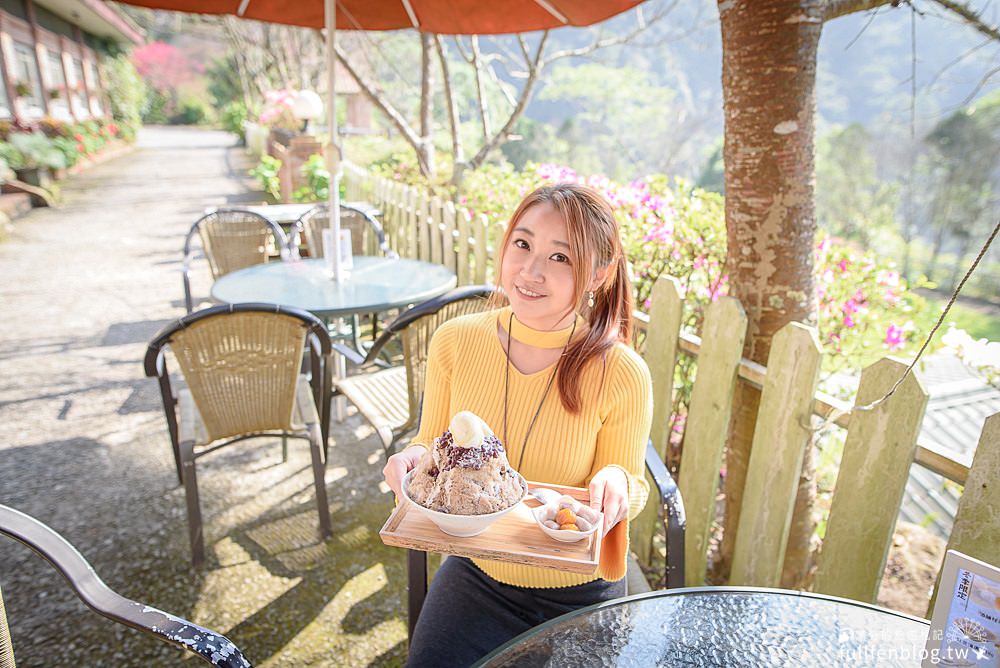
[210,256,457,319]
[475,587,932,667]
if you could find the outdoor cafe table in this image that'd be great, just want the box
[475,587,933,667]
[210,256,457,418]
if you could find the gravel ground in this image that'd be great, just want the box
[0,127,409,667]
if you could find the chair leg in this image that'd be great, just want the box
[407,549,428,644]
[179,440,205,566]
[309,428,332,539]
[281,434,288,463]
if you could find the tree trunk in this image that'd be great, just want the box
[714,0,822,587]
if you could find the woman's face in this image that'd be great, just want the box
[500,202,578,330]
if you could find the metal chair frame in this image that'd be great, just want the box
[144,303,333,565]
[0,505,252,667]
[182,209,291,313]
[333,285,497,462]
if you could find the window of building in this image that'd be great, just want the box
[71,58,87,118]
[0,68,11,119]
[87,60,102,115]
[13,42,43,117]
[45,49,70,120]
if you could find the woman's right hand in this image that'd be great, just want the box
[383,446,427,500]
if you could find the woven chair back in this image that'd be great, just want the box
[198,211,278,278]
[0,585,13,668]
[301,208,377,257]
[401,295,493,422]
[168,311,306,443]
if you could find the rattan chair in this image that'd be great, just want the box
[183,209,291,313]
[333,285,497,462]
[292,203,398,259]
[144,303,333,565]
[0,504,252,667]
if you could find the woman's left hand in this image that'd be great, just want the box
[588,466,629,535]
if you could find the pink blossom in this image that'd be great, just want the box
[843,315,856,328]
[885,324,906,351]
[877,270,900,287]
[838,259,849,272]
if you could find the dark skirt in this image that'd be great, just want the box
[405,556,626,668]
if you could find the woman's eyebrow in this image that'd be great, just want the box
[513,226,570,248]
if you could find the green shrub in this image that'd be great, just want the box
[221,101,248,141]
[250,155,282,201]
[171,98,210,125]
[1,133,66,170]
[102,54,146,132]
[142,88,169,124]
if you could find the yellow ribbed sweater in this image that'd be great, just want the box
[406,306,652,589]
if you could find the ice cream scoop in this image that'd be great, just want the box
[449,410,491,448]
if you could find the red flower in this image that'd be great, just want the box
[73,133,84,141]
[76,143,85,152]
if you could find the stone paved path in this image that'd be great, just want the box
[0,127,408,667]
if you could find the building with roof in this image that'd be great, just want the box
[0,0,143,124]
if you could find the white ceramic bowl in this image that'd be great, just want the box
[530,501,603,543]
[401,469,527,537]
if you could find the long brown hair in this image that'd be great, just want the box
[492,183,633,414]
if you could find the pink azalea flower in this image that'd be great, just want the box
[843,315,856,328]
[885,324,906,351]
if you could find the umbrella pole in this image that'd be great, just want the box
[326,0,343,282]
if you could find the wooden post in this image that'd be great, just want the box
[473,213,489,283]
[442,200,457,275]
[814,357,928,602]
[730,322,821,586]
[631,277,683,567]
[456,206,471,285]
[678,297,748,586]
[928,413,1000,614]
[405,186,418,260]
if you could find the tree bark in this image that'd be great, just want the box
[419,32,435,178]
[714,0,822,587]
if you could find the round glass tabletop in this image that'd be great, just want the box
[210,257,458,318]
[476,587,931,668]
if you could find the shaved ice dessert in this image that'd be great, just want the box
[406,411,526,515]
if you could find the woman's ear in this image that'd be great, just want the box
[588,265,610,292]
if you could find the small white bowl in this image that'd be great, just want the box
[530,501,603,543]
[401,469,527,537]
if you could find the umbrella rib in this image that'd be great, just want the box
[236,0,250,16]
[400,0,420,28]
[532,0,569,24]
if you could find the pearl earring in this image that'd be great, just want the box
[587,291,595,308]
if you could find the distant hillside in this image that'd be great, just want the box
[520,0,1000,175]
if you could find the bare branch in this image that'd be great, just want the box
[434,34,464,168]
[928,0,1000,41]
[330,37,426,170]
[824,0,892,22]
[542,3,675,64]
[468,31,550,171]
[471,36,492,143]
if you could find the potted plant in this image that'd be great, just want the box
[47,87,61,100]
[1,132,66,201]
[13,81,31,99]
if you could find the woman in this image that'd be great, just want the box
[383,183,653,667]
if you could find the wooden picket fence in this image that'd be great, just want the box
[343,162,502,285]
[344,163,997,611]
[631,276,997,612]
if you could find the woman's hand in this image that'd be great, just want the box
[589,466,629,535]
[383,446,427,500]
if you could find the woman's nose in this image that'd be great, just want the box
[519,255,545,280]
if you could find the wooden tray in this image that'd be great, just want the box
[380,481,602,575]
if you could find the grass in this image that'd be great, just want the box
[921,293,1000,341]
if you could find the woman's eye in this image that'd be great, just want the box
[551,253,570,264]
[513,239,529,250]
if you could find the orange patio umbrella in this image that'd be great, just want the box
[116,0,647,279]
